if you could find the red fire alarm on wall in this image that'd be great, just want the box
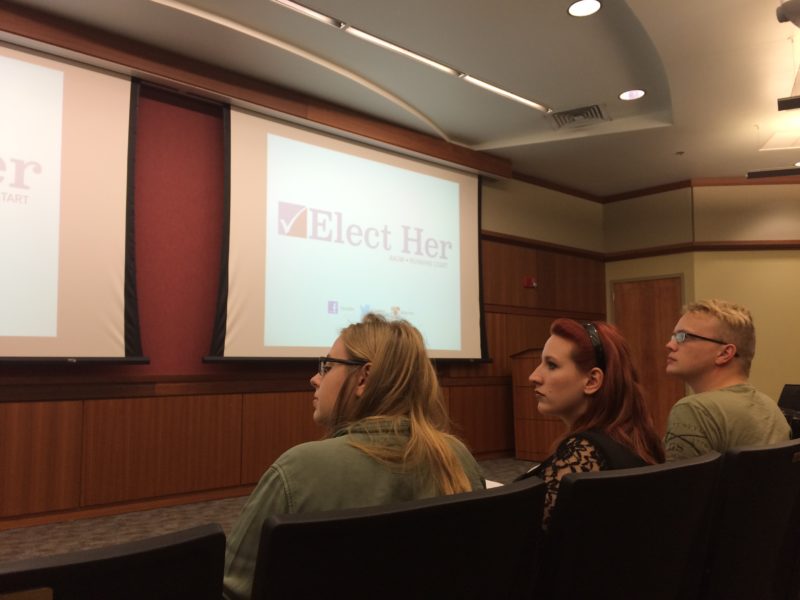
[522,276,537,289]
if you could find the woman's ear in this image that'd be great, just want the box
[354,363,371,398]
[583,367,604,396]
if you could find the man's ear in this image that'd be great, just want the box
[583,367,604,396]
[354,363,371,398]
[715,344,738,367]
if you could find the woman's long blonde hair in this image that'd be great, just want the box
[329,314,472,495]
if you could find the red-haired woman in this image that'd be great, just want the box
[516,318,665,527]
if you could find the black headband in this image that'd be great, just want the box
[581,321,606,372]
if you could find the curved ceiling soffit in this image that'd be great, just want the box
[151,0,453,143]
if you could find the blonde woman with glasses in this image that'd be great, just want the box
[223,314,484,600]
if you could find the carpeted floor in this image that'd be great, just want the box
[0,457,536,564]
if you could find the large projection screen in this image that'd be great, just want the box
[217,107,483,359]
[0,42,138,360]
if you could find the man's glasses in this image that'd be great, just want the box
[671,331,738,356]
[671,330,728,345]
[318,356,368,377]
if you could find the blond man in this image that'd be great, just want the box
[663,299,790,461]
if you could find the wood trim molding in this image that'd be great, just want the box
[0,2,511,178]
[690,176,800,187]
[481,230,604,260]
[605,240,800,262]
[601,180,692,203]
[511,170,603,203]
[483,304,605,321]
[0,374,511,402]
[439,376,510,387]
[0,372,317,402]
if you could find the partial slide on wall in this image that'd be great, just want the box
[0,42,142,361]
[210,107,484,359]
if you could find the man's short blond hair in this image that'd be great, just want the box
[683,299,755,375]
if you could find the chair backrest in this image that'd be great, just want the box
[251,477,547,600]
[778,384,800,412]
[539,452,721,600]
[701,438,800,600]
[778,385,800,438]
[0,523,225,600]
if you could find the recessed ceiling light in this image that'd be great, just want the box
[568,0,602,17]
[619,89,646,101]
[795,161,800,167]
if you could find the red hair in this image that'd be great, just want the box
[549,318,665,464]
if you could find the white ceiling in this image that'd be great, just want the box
[6,0,800,197]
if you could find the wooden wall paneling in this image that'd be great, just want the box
[0,401,82,518]
[241,391,324,484]
[440,385,450,414]
[514,419,565,461]
[536,249,606,314]
[481,239,539,308]
[81,395,242,506]
[511,349,564,461]
[447,385,514,457]
[444,311,507,378]
[502,313,553,373]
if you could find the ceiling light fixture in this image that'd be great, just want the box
[344,27,459,76]
[568,0,602,17]
[271,0,342,28]
[270,0,550,113]
[619,89,645,101]
[458,74,551,112]
[150,0,451,140]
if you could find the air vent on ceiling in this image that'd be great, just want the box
[550,104,609,129]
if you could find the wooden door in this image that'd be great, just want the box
[612,277,685,437]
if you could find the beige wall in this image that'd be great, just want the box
[693,250,800,400]
[481,177,603,252]
[603,188,693,253]
[694,185,800,241]
[604,250,800,400]
[484,176,799,400]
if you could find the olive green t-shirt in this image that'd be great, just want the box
[664,383,791,461]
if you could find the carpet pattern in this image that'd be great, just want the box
[0,458,535,564]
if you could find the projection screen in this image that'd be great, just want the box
[212,107,484,360]
[0,41,140,360]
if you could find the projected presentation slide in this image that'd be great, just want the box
[265,133,461,349]
[225,109,482,359]
[0,53,62,337]
[0,42,132,358]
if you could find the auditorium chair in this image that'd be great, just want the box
[251,477,546,600]
[0,523,225,600]
[699,438,800,600]
[778,384,800,439]
[537,452,722,600]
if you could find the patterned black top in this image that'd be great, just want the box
[517,430,645,528]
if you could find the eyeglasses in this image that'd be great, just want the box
[671,330,729,346]
[318,356,368,377]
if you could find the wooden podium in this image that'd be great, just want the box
[511,348,564,461]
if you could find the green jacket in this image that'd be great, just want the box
[664,383,791,461]
[223,418,485,600]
